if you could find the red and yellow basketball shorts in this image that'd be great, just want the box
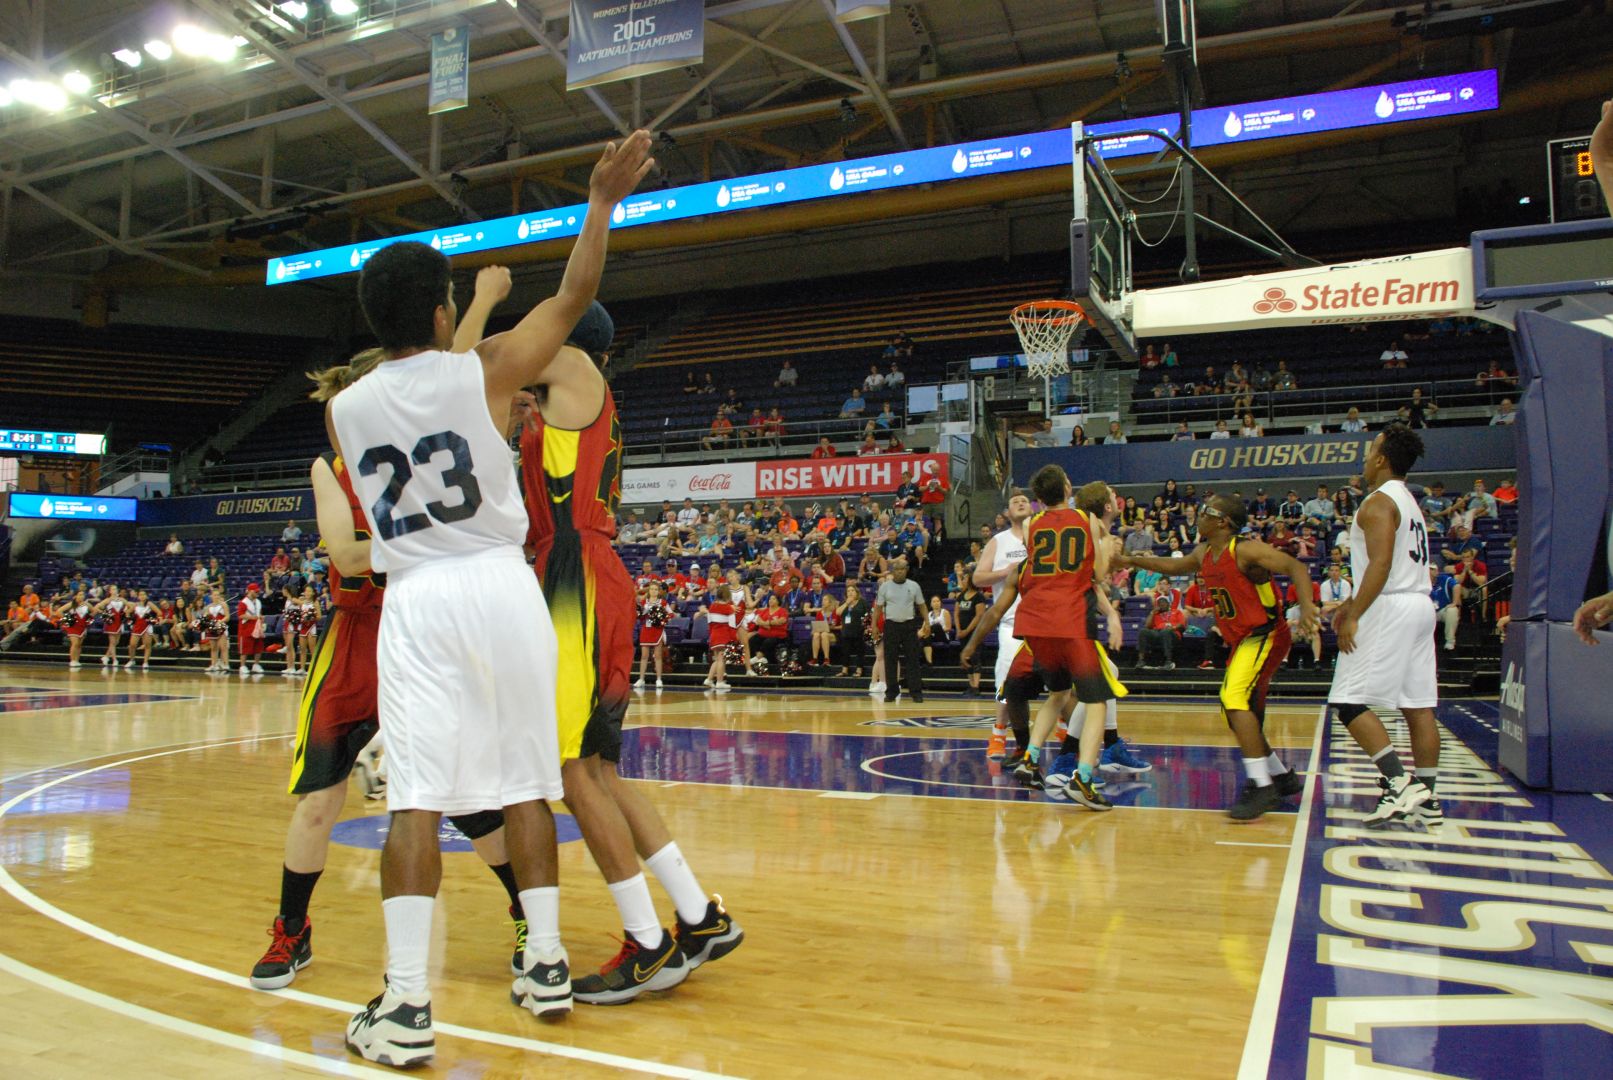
[1018,634,1128,704]
[1219,623,1291,722]
[288,606,380,794]
[537,536,632,764]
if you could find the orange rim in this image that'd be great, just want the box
[1010,299,1087,327]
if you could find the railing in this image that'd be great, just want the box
[1128,376,1516,429]
[195,459,313,492]
[98,447,172,490]
[622,416,913,463]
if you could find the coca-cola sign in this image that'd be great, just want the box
[621,463,758,502]
[687,473,734,493]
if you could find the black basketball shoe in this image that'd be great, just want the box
[250,916,312,990]
[674,896,744,971]
[1273,769,1306,799]
[573,929,690,1005]
[1228,780,1282,822]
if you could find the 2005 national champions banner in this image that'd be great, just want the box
[567,0,705,90]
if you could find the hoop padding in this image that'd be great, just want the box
[1011,300,1086,380]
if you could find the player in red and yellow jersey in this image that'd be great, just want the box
[961,466,1125,810]
[1118,494,1319,821]
[511,294,740,1005]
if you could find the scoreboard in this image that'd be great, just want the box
[0,429,108,455]
[1549,136,1606,223]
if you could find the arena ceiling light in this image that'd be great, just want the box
[7,78,68,112]
[173,24,239,61]
[61,70,93,94]
[330,0,361,15]
[112,48,143,68]
[144,39,173,61]
[279,1,310,19]
[0,85,12,108]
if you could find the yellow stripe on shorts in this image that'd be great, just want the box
[287,610,342,794]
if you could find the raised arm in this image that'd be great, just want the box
[311,456,372,578]
[477,131,654,402]
[1117,543,1207,577]
[452,265,513,352]
[960,573,1019,665]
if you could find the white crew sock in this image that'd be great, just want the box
[645,842,709,925]
[607,873,664,948]
[381,895,434,997]
[1243,757,1272,787]
[1265,751,1290,777]
[1104,699,1118,732]
[518,885,562,963]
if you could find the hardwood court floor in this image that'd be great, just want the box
[0,664,1320,1078]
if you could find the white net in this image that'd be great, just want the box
[1010,300,1086,380]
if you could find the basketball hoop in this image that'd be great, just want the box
[1010,299,1087,380]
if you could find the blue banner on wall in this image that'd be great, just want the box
[138,490,313,528]
[1015,426,1515,489]
[267,69,1498,286]
[568,0,705,91]
[428,26,471,114]
[7,493,137,521]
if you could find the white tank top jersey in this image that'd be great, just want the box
[1349,479,1433,597]
[991,526,1027,635]
[331,349,529,575]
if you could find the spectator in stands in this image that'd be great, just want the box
[1239,412,1264,438]
[1140,345,1160,369]
[856,543,884,581]
[266,546,291,578]
[885,360,905,387]
[836,584,870,678]
[1210,419,1231,440]
[1421,481,1454,533]
[682,371,699,394]
[1476,359,1515,388]
[1248,489,1274,528]
[1286,575,1324,669]
[699,372,718,394]
[1491,398,1517,426]
[775,359,798,388]
[1069,424,1090,447]
[190,560,208,588]
[1153,375,1179,398]
[1137,592,1185,670]
[920,476,946,509]
[281,520,302,543]
[1431,566,1461,651]
[1105,421,1128,444]
[165,534,185,556]
[1303,485,1336,528]
[864,365,886,393]
[206,557,226,590]
[616,509,647,545]
[1340,407,1367,433]
[1401,386,1438,429]
[1292,524,1319,560]
[675,498,702,535]
[1123,520,1155,556]
[777,505,801,539]
[840,390,868,419]
[734,406,764,448]
[893,470,919,509]
[1273,361,1297,392]
[1224,362,1247,391]
[1332,485,1357,522]
[765,407,787,452]
[816,539,846,581]
[1193,367,1219,395]
[811,436,837,459]
[702,409,734,451]
[1161,343,1178,368]
[1250,362,1272,392]
[1172,504,1200,547]
[1451,547,1490,620]
[883,433,906,454]
[301,547,326,577]
[721,387,745,414]
[1278,490,1305,529]
[695,523,726,558]
[1493,476,1519,504]
[1380,340,1409,368]
[1465,478,1499,523]
[875,402,899,430]
[1171,422,1195,442]
[1442,525,1485,571]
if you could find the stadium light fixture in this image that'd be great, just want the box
[113,48,144,68]
[61,70,93,94]
[0,85,12,108]
[331,0,361,15]
[144,39,173,61]
[173,24,238,61]
[280,1,310,19]
[9,78,68,112]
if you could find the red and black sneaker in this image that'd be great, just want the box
[251,916,312,989]
[572,929,689,1005]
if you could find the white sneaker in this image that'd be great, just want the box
[69,662,82,670]
[713,682,731,693]
[1443,642,1455,651]
[511,948,572,1018]
[633,678,646,690]
[124,660,135,670]
[1365,774,1431,829]
[702,676,715,688]
[252,663,265,675]
[655,678,664,689]
[868,682,885,695]
[141,661,149,671]
[346,985,433,1068]
[101,655,112,666]
[239,665,249,676]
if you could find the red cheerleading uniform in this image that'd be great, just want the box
[102,599,126,635]
[63,604,90,638]
[131,603,155,636]
[706,601,738,648]
[638,599,673,647]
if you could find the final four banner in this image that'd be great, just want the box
[428,26,471,114]
[835,0,890,21]
[567,0,705,91]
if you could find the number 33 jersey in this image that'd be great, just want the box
[1013,507,1099,640]
[331,349,529,575]
[1349,478,1434,598]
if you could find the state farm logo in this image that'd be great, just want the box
[688,473,733,493]
[1253,287,1298,314]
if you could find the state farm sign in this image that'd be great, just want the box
[1133,247,1474,336]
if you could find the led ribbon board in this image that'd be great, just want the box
[6,493,137,521]
[0,429,108,455]
[267,70,1498,286]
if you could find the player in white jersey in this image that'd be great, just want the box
[972,491,1032,760]
[1328,425,1442,830]
[333,131,656,1068]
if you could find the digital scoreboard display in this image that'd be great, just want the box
[266,70,1499,286]
[1548,137,1606,223]
[0,429,108,455]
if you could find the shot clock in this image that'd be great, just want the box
[1548,136,1606,223]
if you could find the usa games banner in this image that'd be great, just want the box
[567,0,705,91]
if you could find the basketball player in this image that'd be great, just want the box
[513,289,742,1005]
[1117,494,1318,821]
[249,396,540,994]
[972,492,1033,759]
[1327,426,1442,828]
[961,466,1125,810]
[330,136,656,1065]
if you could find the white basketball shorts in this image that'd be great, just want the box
[377,548,563,813]
[1328,591,1439,711]
[993,623,1017,701]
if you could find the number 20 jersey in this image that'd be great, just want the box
[330,350,529,575]
[1013,507,1099,640]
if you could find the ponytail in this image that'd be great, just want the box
[308,347,386,402]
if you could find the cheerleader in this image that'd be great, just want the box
[634,581,673,690]
[57,590,91,669]
[278,580,302,674]
[201,588,231,673]
[922,594,953,666]
[126,590,158,670]
[94,584,126,667]
[237,583,266,676]
[289,587,321,676]
[699,585,738,693]
[725,570,759,674]
[865,602,887,696]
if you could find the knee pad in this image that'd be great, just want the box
[448,809,504,840]
[1333,702,1370,728]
